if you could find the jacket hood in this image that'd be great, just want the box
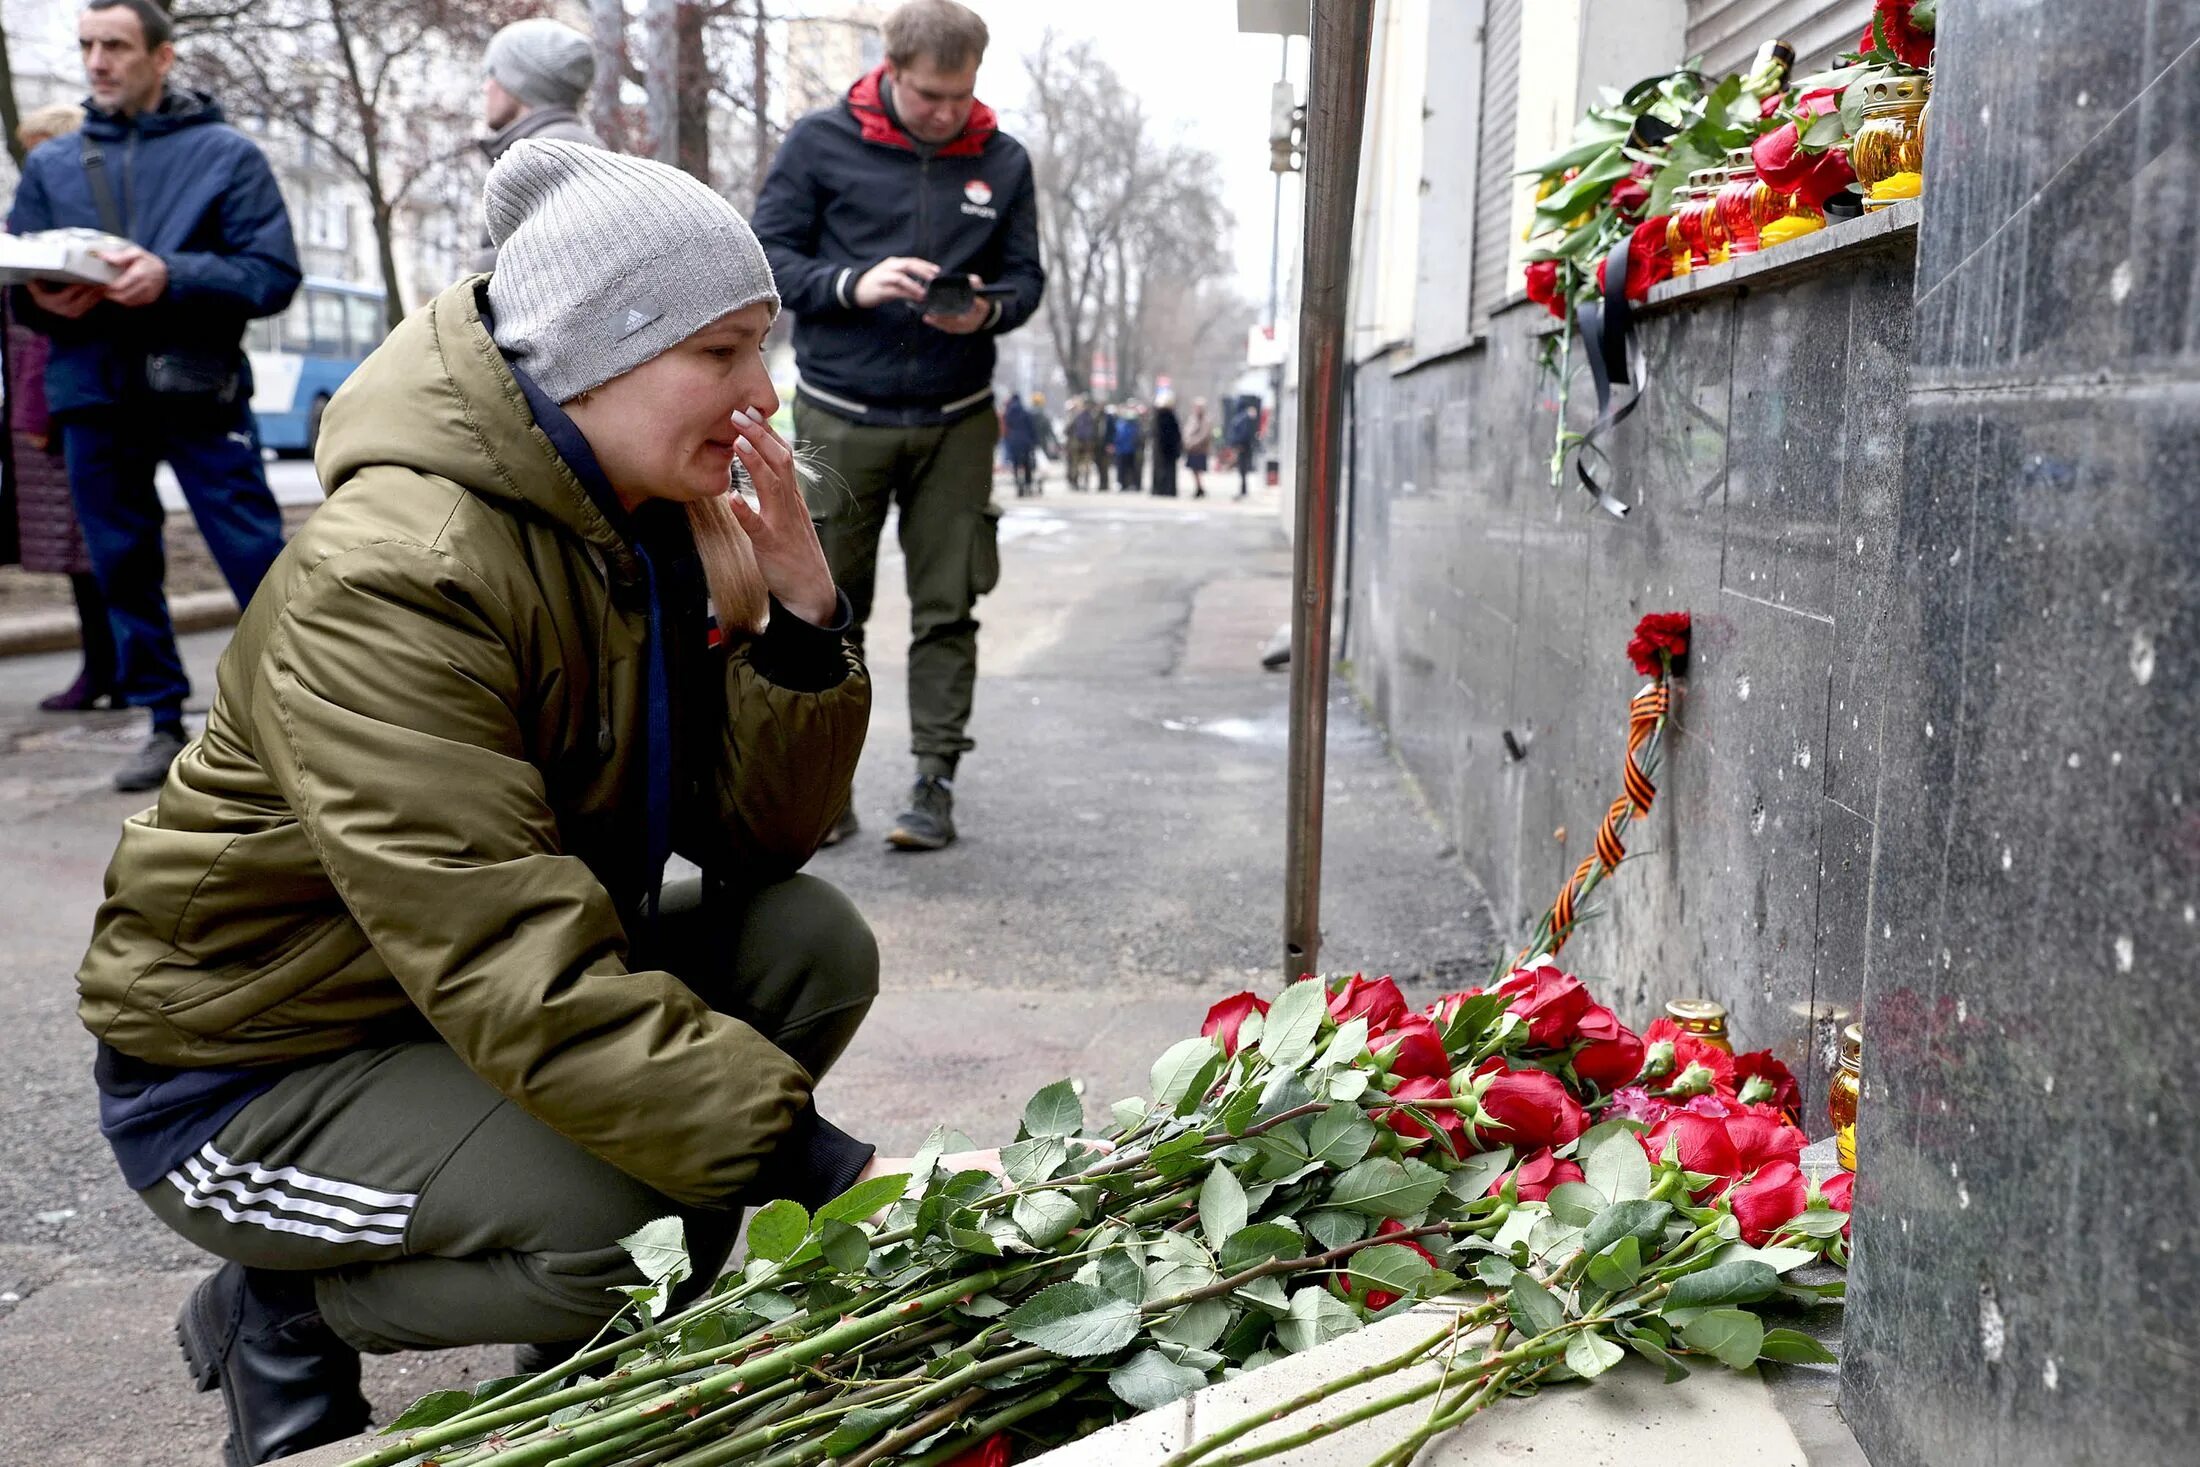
[846,65,995,159]
[315,279,634,568]
[81,85,223,140]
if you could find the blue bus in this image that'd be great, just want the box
[246,277,388,456]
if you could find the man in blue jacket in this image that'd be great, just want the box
[8,0,300,792]
[752,0,1044,852]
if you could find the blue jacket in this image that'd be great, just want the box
[752,66,1044,423]
[1001,396,1034,453]
[6,89,300,416]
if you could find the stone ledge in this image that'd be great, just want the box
[1645,196,1923,308]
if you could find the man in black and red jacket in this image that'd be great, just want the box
[753,0,1044,853]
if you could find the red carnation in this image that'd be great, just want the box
[1381,1071,1467,1149]
[1728,1160,1810,1246]
[1860,0,1934,68]
[1523,258,1566,319]
[1473,1062,1589,1151]
[1200,991,1269,1057]
[1626,611,1691,676]
[1329,974,1410,1036]
[1571,1003,1646,1092]
[1643,1017,1736,1093]
[1376,1015,1452,1081]
[1733,1050,1803,1116]
[942,1433,1012,1467]
[1496,965,1591,1049]
[1725,1114,1806,1173]
[1490,1148,1586,1203]
[1641,1111,1741,1190]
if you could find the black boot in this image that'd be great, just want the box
[886,775,957,851]
[177,1262,371,1466]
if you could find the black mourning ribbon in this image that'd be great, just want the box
[1570,228,1648,518]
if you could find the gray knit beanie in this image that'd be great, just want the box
[485,140,780,405]
[486,18,595,111]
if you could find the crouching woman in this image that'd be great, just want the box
[74,141,904,1465]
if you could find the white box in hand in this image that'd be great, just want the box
[0,229,128,287]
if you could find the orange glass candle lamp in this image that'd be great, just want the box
[1715,148,1768,256]
[1829,1022,1863,1170]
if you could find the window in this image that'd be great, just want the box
[280,295,313,352]
[309,290,347,355]
[344,294,385,355]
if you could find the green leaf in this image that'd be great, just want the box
[1577,1121,1652,1203]
[1151,1036,1225,1113]
[1303,1208,1368,1250]
[1320,1067,1371,1103]
[618,1215,693,1296]
[1152,1297,1233,1349]
[1801,110,1845,149]
[1108,1348,1208,1410]
[1013,1190,1085,1249]
[1664,1259,1780,1319]
[1277,1286,1360,1352]
[823,1404,903,1455]
[1022,1079,1084,1138]
[1308,1104,1378,1169]
[1565,1329,1626,1380]
[1579,1200,1674,1261]
[1473,1255,1518,1288]
[1585,1234,1644,1293]
[1219,1086,1262,1138]
[1759,1327,1839,1365]
[381,1388,475,1433]
[1911,0,1939,27]
[1775,1208,1852,1239]
[1111,1096,1149,1132]
[1626,1329,1692,1383]
[1220,1222,1306,1273]
[1344,1242,1437,1298]
[816,1173,910,1228]
[1257,978,1327,1070]
[1198,1163,1250,1250]
[1001,1135,1069,1187]
[1508,1275,1566,1338]
[1680,1308,1765,1370]
[1329,1157,1446,1218]
[1005,1281,1141,1358]
[743,1200,808,1265]
[1088,1247,1147,1304]
[1545,1181,1606,1227]
[1318,1017,1370,1068]
[1235,1275,1292,1315]
[1446,1147,1514,1203]
[817,1218,870,1272]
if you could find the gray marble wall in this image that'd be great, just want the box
[1344,5,2198,1459]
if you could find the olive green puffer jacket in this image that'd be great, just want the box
[75,281,870,1206]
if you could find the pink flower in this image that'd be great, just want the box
[1605,1085,1669,1125]
[1728,1160,1809,1246]
[1200,991,1269,1057]
[1328,975,1410,1036]
[1490,1148,1586,1203]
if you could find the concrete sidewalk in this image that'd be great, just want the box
[0,479,1502,1464]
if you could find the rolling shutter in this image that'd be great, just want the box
[1685,0,1874,76]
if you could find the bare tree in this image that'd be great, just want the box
[178,0,535,325]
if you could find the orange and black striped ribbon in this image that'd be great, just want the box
[1536,678,1674,958]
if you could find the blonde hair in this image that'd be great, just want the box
[685,493,771,639]
[18,104,83,151]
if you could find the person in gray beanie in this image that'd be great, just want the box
[77,137,994,1465]
[472,17,600,272]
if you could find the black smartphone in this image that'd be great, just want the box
[921,276,1016,315]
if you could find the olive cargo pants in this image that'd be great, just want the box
[139,876,878,1354]
[795,399,999,770]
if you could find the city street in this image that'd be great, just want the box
[0,475,1496,1463]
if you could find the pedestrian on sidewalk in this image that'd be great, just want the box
[1184,395,1212,498]
[7,0,300,792]
[3,102,117,711]
[1112,404,1142,491]
[76,140,991,1467]
[1002,390,1036,496]
[1064,394,1098,490]
[753,0,1046,852]
[1099,401,1119,486]
[1029,389,1057,490]
[1228,395,1261,498]
[1150,389,1182,498]
[470,16,600,274]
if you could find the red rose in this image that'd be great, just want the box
[1609,175,1650,218]
[1642,1017,1736,1093]
[1725,1114,1806,1173]
[1591,216,1675,305]
[1200,991,1269,1057]
[1376,1015,1452,1081]
[1490,1148,1586,1203]
[1732,1050,1802,1115]
[1523,258,1565,319]
[1381,1071,1467,1149]
[1425,988,1484,1028]
[1753,121,1803,186]
[1473,1062,1588,1151]
[1571,1004,1646,1092]
[1344,1219,1439,1310]
[1641,1111,1741,1188]
[1818,1170,1855,1238]
[1728,1160,1809,1246]
[1329,974,1410,1036]
[1496,965,1591,1048]
[1626,611,1691,677]
[1754,130,1857,211]
[1861,0,1934,67]
[942,1433,1012,1467]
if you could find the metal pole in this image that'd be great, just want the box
[1283,0,1375,982]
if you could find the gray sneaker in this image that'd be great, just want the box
[115,728,187,792]
[886,776,956,851]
